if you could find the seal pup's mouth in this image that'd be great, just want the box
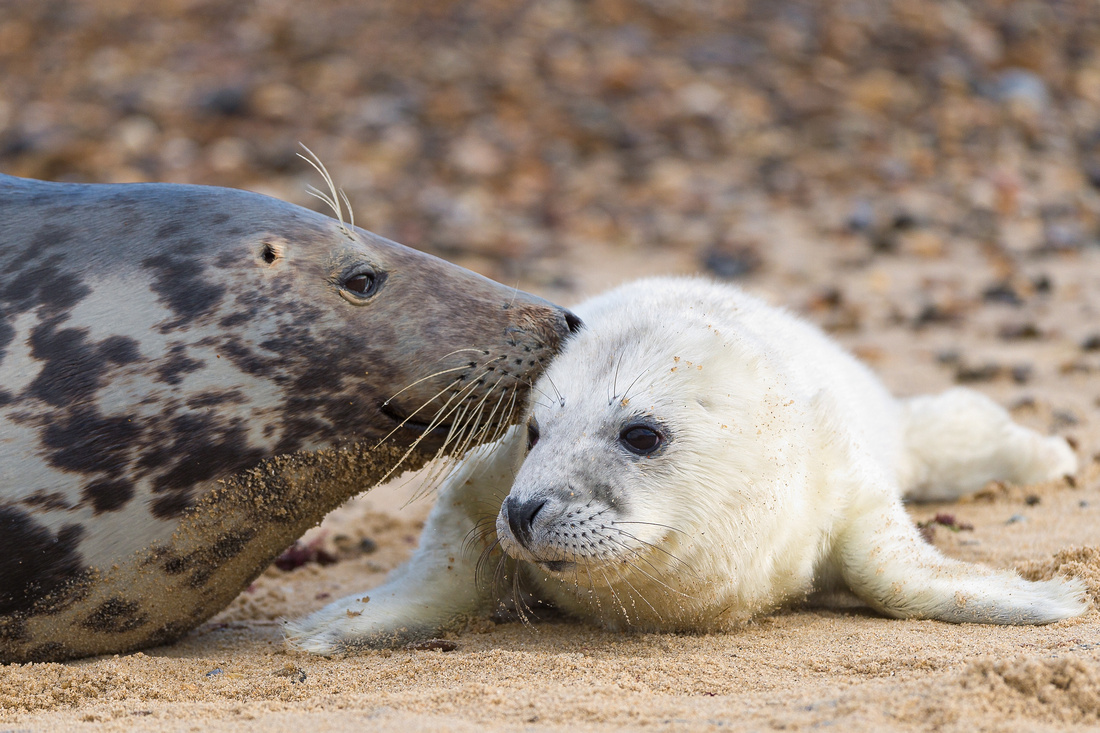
[535,560,575,574]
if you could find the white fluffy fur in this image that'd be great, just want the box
[287,277,1086,654]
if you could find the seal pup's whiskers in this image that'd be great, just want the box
[606,526,700,582]
[601,534,696,600]
[616,366,651,406]
[608,351,624,406]
[615,566,664,622]
[598,567,632,626]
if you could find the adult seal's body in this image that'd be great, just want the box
[0,173,579,663]
[289,277,1086,654]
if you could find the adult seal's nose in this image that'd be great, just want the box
[504,496,547,549]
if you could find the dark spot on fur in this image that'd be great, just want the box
[98,335,142,365]
[2,252,89,315]
[7,224,73,272]
[209,530,254,561]
[218,311,250,328]
[149,413,266,494]
[151,492,195,520]
[81,597,149,633]
[24,642,68,662]
[219,337,273,377]
[188,530,256,588]
[155,529,255,588]
[42,408,141,475]
[185,389,246,409]
[155,221,185,239]
[144,620,192,647]
[156,344,204,385]
[0,317,13,362]
[213,251,237,269]
[26,321,140,408]
[142,253,227,324]
[82,478,136,514]
[38,269,92,312]
[291,365,332,394]
[26,323,99,406]
[0,507,86,616]
[0,617,28,643]
[162,555,189,575]
[20,490,73,511]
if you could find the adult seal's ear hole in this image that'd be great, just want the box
[257,239,285,267]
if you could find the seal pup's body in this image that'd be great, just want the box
[289,277,1086,653]
[0,173,578,663]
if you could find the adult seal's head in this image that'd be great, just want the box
[0,173,580,663]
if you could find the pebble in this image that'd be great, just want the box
[701,242,761,280]
[991,68,1050,111]
[1006,514,1027,524]
[981,282,1024,307]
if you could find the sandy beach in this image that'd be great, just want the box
[2,1,1100,729]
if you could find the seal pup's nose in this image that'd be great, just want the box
[504,496,546,549]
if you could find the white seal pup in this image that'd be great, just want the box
[288,277,1086,653]
[0,172,580,663]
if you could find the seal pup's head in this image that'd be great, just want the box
[494,277,796,628]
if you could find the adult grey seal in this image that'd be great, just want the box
[288,277,1085,654]
[0,172,580,663]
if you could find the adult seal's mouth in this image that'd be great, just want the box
[378,401,452,439]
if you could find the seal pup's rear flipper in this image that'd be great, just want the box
[899,388,1078,502]
[832,492,1087,624]
[285,428,524,654]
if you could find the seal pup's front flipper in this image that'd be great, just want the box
[832,482,1088,625]
[285,428,524,654]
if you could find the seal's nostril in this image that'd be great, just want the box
[564,310,583,335]
[505,496,546,548]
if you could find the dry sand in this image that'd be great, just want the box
[4,1,1100,729]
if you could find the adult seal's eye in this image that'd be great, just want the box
[339,267,384,303]
[345,273,373,293]
[526,420,540,451]
[620,424,663,455]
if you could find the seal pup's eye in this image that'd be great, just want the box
[620,424,663,456]
[526,420,540,451]
[339,267,385,304]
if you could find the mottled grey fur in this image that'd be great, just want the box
[0,174,577,663]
